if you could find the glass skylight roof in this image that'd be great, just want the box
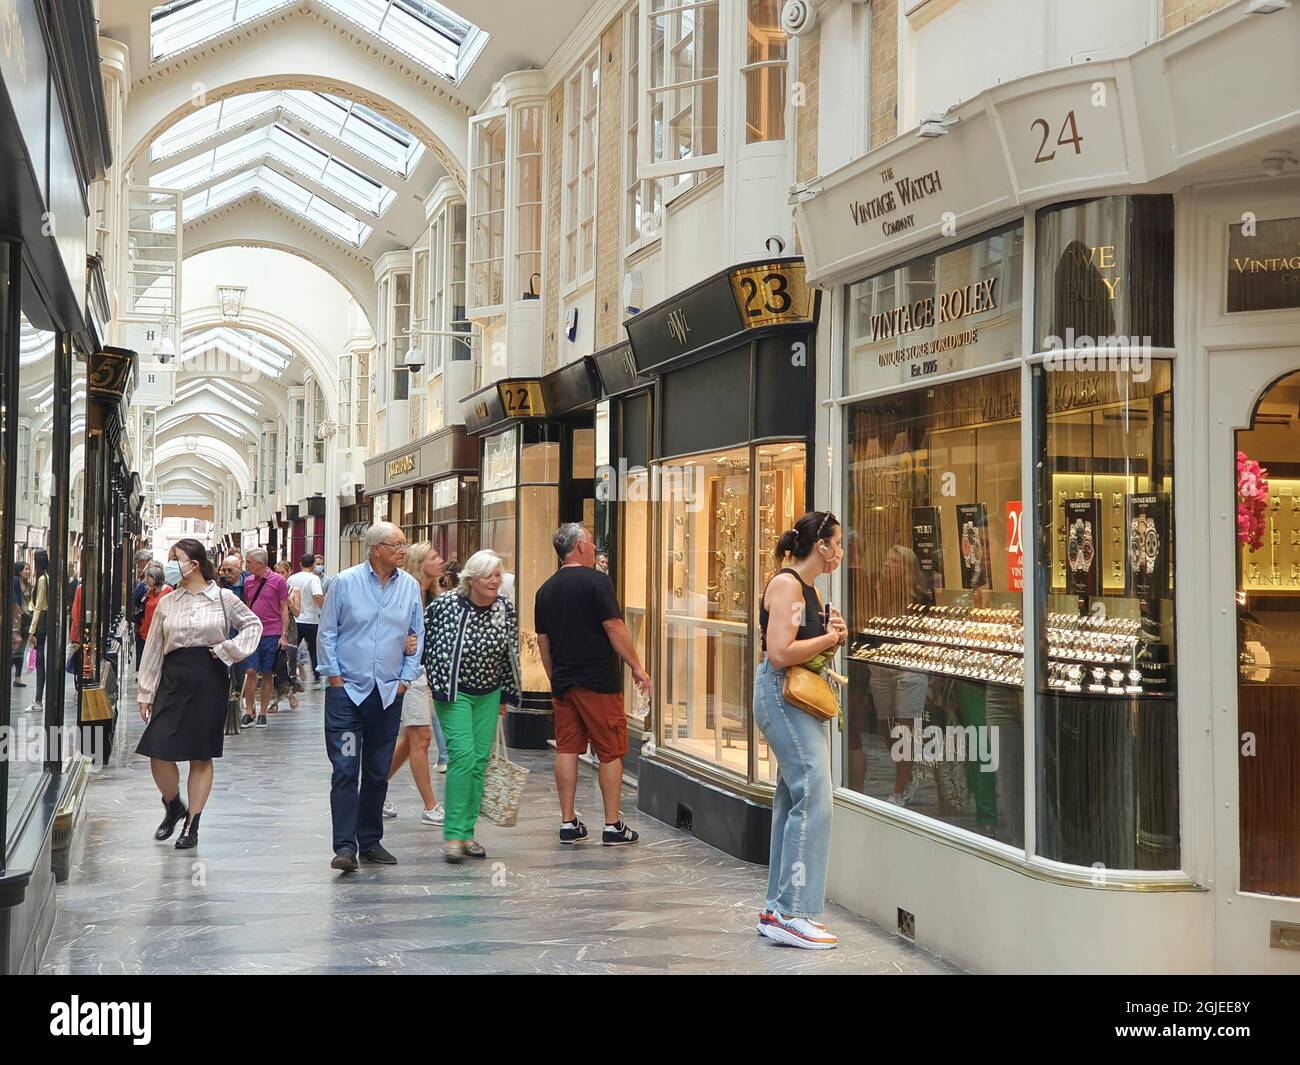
[179,327,295,379]
[182,166,374,245]
[154,124,394,216]
[152,91,423,177]
[175,378,265,416]
[150,1,487,84]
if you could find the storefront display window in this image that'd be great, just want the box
[1235,369,1300,897]
[1033,359,1178,870]
[844,369,1025,846]
[658,446,751,776]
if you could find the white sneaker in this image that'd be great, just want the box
[759,911,838,950]
[435,762,447,774]
[421,805,445,826]
[382,799,398,820]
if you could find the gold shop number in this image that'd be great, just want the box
[730,263,814,329]
[497,380,546,418]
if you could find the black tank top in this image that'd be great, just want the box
[760,568,827,653]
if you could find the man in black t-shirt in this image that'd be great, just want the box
[535,523,652,848]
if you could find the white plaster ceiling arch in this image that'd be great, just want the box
[183,223,377,332]
[181,308,342,409]
[155,438,253,495]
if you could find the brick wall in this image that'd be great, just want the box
[594,15,625,350]
[795,34,820,183]
[1163,0,1234,34]
[869,0,899,150]
[542,82,564,374]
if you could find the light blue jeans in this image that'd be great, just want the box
[753,658,833,918]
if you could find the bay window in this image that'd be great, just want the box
[514,102,544,301]
[742,0,788,143]
[338,354,353,450]
[624,4,663,248]
[639,0,720,178]
[468,112,506,312]
[564,52,600,287]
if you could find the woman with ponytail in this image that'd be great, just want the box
[753,510,847,950]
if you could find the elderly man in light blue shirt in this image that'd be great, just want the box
[317,521,425,872]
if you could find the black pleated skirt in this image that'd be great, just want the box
[136,647,229,761]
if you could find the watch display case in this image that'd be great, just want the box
[850,604,1164,696]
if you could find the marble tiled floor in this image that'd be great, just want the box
[43,683,960,975]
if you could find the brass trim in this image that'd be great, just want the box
[833,789,1205,892]
[1271,921,1300,951]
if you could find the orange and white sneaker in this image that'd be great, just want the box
[756,909,828,934]
[758,910,838,949]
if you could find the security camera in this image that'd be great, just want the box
[403,344,423,374]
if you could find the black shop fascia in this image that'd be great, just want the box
[623,258,821,864]
[462,357,603,749]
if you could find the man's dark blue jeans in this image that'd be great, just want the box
[324,683,402,854]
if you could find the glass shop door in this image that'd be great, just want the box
[1211,350,1300,973]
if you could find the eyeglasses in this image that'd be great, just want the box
[380,541,409,550]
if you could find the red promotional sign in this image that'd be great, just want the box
[1006,501,1024,591]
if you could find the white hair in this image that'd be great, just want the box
[246,547,268,566]
[364,521,401,554]
[457,549,504,596]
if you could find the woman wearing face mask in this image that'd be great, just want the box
[136,539,262,848]
[137,563,173,670]
[754,511,847,950]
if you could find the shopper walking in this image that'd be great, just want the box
[240,548,289,729]
[136,539,262,849]
[271,561,302,711]
[317,522,425,872]
[24,549,51,713]
[423,549,520,863]
[382,543,448,825]
[11,561,32,687]
[534,523,650,848]
[137,563,173,670]
[753,511,847,950]
[287,554,324,687]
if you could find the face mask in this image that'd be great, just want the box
[314,565,324,576]
[163,561,183,585]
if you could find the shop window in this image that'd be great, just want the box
[564,52,600,288]
[844,369,1026,848]
[514,103,544,302]
[640,0,721,179]
[753,442,806,783]
[1033,359,1179,871]
[1236,369,1300,896]
[621,465,652,724]
[658,445,752,777]
[742,0,788,143]
[468,112,506,312]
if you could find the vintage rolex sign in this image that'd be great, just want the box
[956,503,992,591]
[1064,497,1101,600]
[1126,493,1169,603]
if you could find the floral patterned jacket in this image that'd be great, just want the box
[422,590,521,708]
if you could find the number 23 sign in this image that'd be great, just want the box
[729,262,816,330]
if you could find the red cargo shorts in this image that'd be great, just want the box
[553,687,628,763]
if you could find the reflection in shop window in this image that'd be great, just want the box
[843,369,1025,848]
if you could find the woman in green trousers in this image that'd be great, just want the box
[422,549,521,862]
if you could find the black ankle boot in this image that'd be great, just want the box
[155,794,188,841]
[175,811,202,850]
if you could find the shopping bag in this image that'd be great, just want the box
[26,646,36,673]
[480,719,528,828]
